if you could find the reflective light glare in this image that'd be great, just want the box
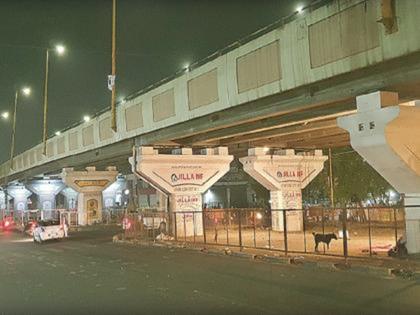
[55,131,61,136]
[22,87,31,96]
[83,115,90,122]
[296,5,304,13]
[184,63,190,72]
[389,190,397,198]
[204,189,214,203]
[263,147,270,153]
[124,189,130,196]
[256,212,263,220]
[55,44,66,55]
[1,111,9,120]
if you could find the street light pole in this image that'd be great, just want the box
[111,0,117,132]
[41,44,65,155]
[9,90,19,170]
[9,87,31,170]
[42,49,50,155]
[1,110,12,213]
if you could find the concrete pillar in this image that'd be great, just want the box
[60,187,79,210]
[240,148,327,231]
[26,179,65,212]
[102,176,127,209]
[61,167,118,225]
[338,91,420,253]
[7,183,32,211]
[0,189,7,210]
[130,147,233,237]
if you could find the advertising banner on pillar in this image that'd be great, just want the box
[171,194,203,237]
[263,165,315,189]
[86,199,100,222]
[172,194,202,212]
[149,165,220,194]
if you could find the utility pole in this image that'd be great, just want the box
[42,49,50,155]
[111,0,117,132]
[10,91,19,170]
[328,148,335,208]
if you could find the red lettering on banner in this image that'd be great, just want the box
[171,173,204,183]
[276,170,304,178]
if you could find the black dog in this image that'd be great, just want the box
[312,232,337,251]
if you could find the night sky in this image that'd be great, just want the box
[0,0,306,163]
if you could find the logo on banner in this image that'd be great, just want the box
[276,170,304,178]
[170,173,204,183]
[75,180,109,188]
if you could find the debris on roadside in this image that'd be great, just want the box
[289,256,305,265]
[155,233,174,241]
[224,247,232,255]
[389,268,415,279]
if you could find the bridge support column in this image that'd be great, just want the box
[103,176,127,208]
[0,189,11,210]
[61,167,118,225]
[26,179,65,214]
[60,187,79,210]
[338,91,420,253]
[130,147,233,237]
[7,183,32,211]
[240,148,327,231]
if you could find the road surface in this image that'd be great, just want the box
[0,227,419,315]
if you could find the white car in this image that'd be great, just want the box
[33,220,66,243]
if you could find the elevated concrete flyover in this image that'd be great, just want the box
[2,0,420,182]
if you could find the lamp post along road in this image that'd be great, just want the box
[42,45,65,155]
[110,0,117,132]
[4,87,31,212]
[10,87,30,170]
[42,49,49,155]
[1,110,10,212]
[9,90,19,170]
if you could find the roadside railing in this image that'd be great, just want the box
[123,206,412,259]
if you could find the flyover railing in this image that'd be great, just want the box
[122,205,413,259]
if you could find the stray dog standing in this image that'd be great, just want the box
[312,232,337,251]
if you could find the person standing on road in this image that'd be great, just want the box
[63,216,69,238]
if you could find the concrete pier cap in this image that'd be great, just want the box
[240,148,327,231]
[129,146,233,236]
[7,183,32,211]
[61,166,118,225]
[338,91,420,253]
[26,178,65,211]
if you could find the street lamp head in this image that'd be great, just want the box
[296,5,304,14]
[22,87,31,96]
[55,131,61,136]
[83,115,91,123]
[55,44,66,55]
[1,111,9,120]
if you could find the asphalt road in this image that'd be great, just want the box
[0,227,419,315]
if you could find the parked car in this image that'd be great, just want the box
[33,220,65,243]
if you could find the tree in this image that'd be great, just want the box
[303,147,393,207]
